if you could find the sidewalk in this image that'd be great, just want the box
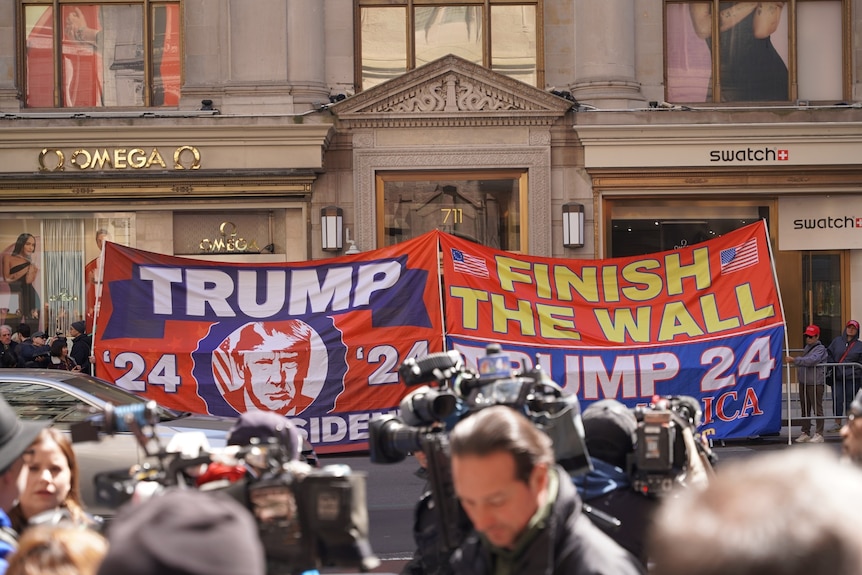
[709,422,843,462]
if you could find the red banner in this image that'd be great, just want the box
[93,233,444,452]
[439,221,785,439]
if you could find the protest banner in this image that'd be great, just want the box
[95,221,784,447]
[440,221,784,439]
[94,232,444,452]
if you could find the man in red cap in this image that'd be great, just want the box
[784,324,828,443]
[827,319,862,432]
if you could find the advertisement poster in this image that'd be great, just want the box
[94,232,444,452]
[440,221,784,440]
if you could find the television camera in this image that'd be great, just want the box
[368,345,593,558]
[70,402,380,574]
[629,394,715,497]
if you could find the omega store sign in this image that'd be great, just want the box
[37,145,202,171]
[779,196,862,250]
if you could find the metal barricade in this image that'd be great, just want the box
[783,353,862,443]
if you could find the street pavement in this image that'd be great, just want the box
[320,424,844,574]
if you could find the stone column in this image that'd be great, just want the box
[571,0,645,108]
[287,0,329,105]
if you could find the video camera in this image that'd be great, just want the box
[368,345,592,555]
[71,403,380,574]
[628,395,712,497]
[373,345,591,473]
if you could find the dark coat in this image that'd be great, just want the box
[573,460,658,567]
[827,329,862,386]
[450,466,644,575]
[16,340,50,368]
[0,341,18,368]
[69,333,92,374]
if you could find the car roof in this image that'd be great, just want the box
[0,369,179,414]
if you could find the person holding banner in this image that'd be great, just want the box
[783,324,827,443]
[826,320,862,432]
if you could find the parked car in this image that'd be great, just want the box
[0,369,316,518]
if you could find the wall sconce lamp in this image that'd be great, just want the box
[321,206,343,251]
[562,202,585,248]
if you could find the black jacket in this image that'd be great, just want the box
[69,333,92,374]
[827,330,862,384]
[0,342,18,368]
[450,466,644,575]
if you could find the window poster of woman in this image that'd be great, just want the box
[1,234,42,332]
[666,2,789,103]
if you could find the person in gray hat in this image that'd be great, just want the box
[97,488,265,575]
[0,395,49,574]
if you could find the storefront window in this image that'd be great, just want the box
[359,1,540,90]
[173,211,286,256]
[606,202,767,257]
[378,170,526,250]
[665,1,845,103]
[23,1,181,107]
[0,215,133,335]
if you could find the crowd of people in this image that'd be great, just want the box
[0,322,91,374]
[0,352,859,574]
[784,318,862,443]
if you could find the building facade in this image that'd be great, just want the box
[1,0,861,344]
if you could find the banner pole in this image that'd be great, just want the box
[762,218,791,445]
[89,241,107,378]
[436,231,448,351]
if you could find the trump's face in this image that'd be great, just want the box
[245,348,305,411]
[214,320,321,416]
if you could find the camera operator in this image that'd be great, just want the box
[573,399,658,567]
[195,410,308,488]
[448,405,644,575]
[402,401,472,575]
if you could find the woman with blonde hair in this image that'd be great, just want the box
[6,523,107,575]
[9,428,97,533]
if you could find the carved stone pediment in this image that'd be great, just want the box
[332,55,573,128]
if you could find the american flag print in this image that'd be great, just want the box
[451,248,489,278]
[720,238,759,274]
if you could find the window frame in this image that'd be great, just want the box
[663,0,851,104]
[375,168,529,251]
[354,0,544,92]
[17,0,183,108]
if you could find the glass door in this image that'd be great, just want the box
[803,252,843,346]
